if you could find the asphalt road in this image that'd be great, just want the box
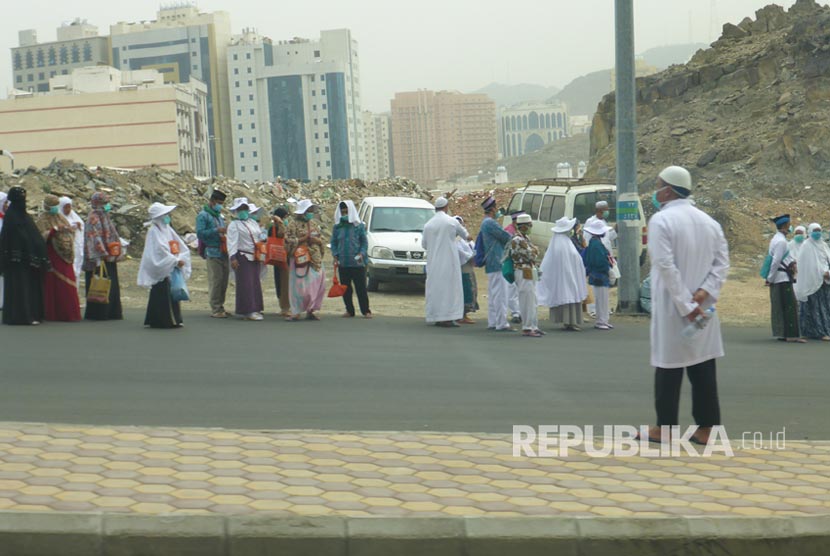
[0,311,827,440]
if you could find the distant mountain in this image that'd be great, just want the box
[472,82,561,107]
[551,43,707,117]
[552,69,613,117]
[640,43,707,70]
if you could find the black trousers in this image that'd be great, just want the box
[339,266,370,316]
[655,359,720,427]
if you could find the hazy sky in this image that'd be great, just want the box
[1,0,799,112]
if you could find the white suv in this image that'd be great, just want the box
[358,196,436,291]
[505,178,648,265]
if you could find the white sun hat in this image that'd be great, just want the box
[294,199,315,214]
[229,197,250,211]
[584,218,611,237]
[552,216,578,234]
[143,202,176,226]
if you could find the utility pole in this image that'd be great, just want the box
[614,0,640,313]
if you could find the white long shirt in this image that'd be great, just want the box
[648,199,730,368]
[422,211,468,323]
[226,219,262,262]
[767,232,794,285]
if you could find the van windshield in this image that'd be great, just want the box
[370,207,435,233]
[574,191,617,224]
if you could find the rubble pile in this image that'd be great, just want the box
[0,160,431,250]
[589,0,830,230]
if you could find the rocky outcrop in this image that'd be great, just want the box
[588,1,830,202]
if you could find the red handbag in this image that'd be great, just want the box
[266,226,287,268]
[327,264,348,298]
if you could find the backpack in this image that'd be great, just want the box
[473,231,486,267]
[760,249,789,279]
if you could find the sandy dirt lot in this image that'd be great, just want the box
[114,257,770,327]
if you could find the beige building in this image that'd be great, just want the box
[0,67,211,176]
[362,111,392,181]
[110,6,233,177]
[391,90,497,184]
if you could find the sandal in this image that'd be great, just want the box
[307,313,320,321]
[342,312,355,318]
[459,317,475,324]
[364,312,373,319]
[522,330,543,338]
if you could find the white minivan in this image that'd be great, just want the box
[358,196,436,291]
[505,178,648,264]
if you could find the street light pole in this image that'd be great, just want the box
[615,0,641,313]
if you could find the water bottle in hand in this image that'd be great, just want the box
[681,307,716,340]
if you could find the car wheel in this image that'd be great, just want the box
[367,273,380,292]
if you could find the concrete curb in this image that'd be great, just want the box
[0,511,828,556]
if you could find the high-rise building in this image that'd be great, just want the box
[0,66,210,176]
[500,101,569,158]
[110,4,233,177]
[11,20,109,94]
[362,111,392,181]
[226,28,364,182]
[391,90,497,184]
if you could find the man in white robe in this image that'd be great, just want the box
[422,197,468,327]
[645,166,730,446]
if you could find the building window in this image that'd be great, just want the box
[322,104,327,109]
[13,52,22,70]
[247,67,251,74]
[36,49,45,68]
[83,43,93,62]
[313,105,317,111]
[321,75,325,80]
[254,165,258,171]
[235,81,239,87]
[38,72,44,80]
[313,119,318,125]
[241,166,245,172]
[251,123,255,129]
[324,132,329,139]
[322,89,326,96]
[27,74,33,82]
[234,68,239,74]
[193,65,198,70]
[253,151,257,158]
[237,110,242,116]
[248,94,253,101]
[238,124,243,130]
[236,95,240,102]
[311,75,315,82]
[25,51,33,69]
[323,118,328,124]
[233,54,238,61]
[240,153,245,159]
[314,133,319,139]
[325,147,329,153]
[252,137,256,144]
[61,69,68,75]
[326,161,331,167]
[247,80,252,86]
[71,45,80,64]
[315,147,320,154]
[191,51,197,57]
[249,109,254,115]
[317,162,321,168]
[314,50,320,58]
[312,91,316,97]
[15,75,21,83]
[47,48,56,66]
[246,53,251,59]
[239,138,244,144]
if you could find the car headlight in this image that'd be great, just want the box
[371,246,394,259]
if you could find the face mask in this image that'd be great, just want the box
[794,235,805,244]
[48,206,59,215]
[304,213,314,222]
[602,210,610,219]
[340,215,349,223]
[236,210,249,221]
[495,210,504,219]
[651,186,671,211]
[283,218,290,226]
[163,215,172,225]
[811,231,823,241]
[214,204,223,211]
[103,203,112,212]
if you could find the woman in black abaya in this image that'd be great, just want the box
[0,187,50,325]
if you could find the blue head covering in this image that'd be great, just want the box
[772,214,790,228]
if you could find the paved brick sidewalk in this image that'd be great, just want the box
[1,423,829,518]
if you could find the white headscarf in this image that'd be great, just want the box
[794,223,830,302]
[788,225,807,260]
[334,200,361,225]
[536,230,588,307]
[137,215,192,288]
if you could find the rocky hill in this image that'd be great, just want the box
[588,0,830,205]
